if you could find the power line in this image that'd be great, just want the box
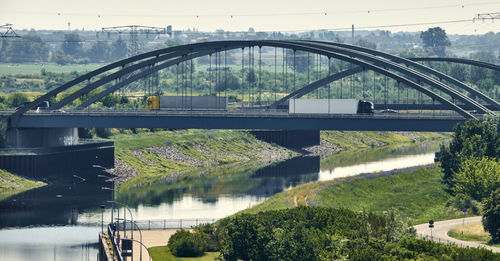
[1,1,499,19]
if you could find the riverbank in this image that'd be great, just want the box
[0,169,45,201]
[245,164,464,224]
[109,130,448,191]
[110,130,297,190]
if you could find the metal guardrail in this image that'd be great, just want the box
[107,224,123,261]
[12,109,468,120]
[115,218,220,231]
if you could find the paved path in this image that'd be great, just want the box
[117,228,189,261]
[414,216,500,253]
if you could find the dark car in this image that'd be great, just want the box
[379,109,398,114]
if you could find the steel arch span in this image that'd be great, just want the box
[304,40,500,110]
[10,40,499,127]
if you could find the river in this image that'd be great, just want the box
[0,142,441,261]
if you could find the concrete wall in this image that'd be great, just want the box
[6,128,78,148]
[0,141,114,178]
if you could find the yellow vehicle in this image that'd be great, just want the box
[146,96,160,110]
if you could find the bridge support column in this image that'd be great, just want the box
[6,127,79,148]
[250,130,320,149]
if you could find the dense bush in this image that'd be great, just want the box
[194,223,221,252]
[445,194,481,215]
[95,128,112,138]
[6,92,29,107]
[217,207,500,261]
[483,188,500,243]
[167,229,207,257]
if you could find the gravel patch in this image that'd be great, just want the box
[393,131,422,141]
[252,141,291,163]
[146,145,206,167]
[131,150,157,165]
[109,158,139,184]
[303,139,343,157]
[356,132,386,147]
[0,176,22,188]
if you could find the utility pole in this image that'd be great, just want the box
[0,24,21,39]
[473,12,500,22]
[351,24,354,45]
[100,25,172,99]
[0,24,20,51]
[101,25,172,57]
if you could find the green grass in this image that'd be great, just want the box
[448,223,500,247]
[149,246,218,261]
[246,165,462,224]
[114,129,296,191]
[0,169,45,201]
[115,129,448,194]
[0,63,105,75]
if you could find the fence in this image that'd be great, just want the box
[417,233,473,249]
[115,218,220,231]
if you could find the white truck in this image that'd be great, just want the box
[288,99,374,114]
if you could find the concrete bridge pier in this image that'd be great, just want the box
[250,130,320,149]
[6,127,79,148]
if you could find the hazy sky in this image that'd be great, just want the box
[1,0,499,34]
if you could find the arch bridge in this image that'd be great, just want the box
[7,40,500,145]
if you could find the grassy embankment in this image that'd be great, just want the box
[244,131,455,224]
[448,223,500,247]
[115,130,447,190]
[149,246,218,261]
[246,165,462,224]
[0,169,45,201]
[114,129,296,191]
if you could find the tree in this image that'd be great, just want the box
[216,73,241,92]
[286,50,316,74]
[111,36,127,59]
[469,51,496,84]
[61,33,83,57]
[420,27,450,57]
[356,39,377,50]
[448,64,468,82]
[5,30,48,62]
[439,119,499,193]
[453,157,500,201]
[101,94,121,108]
[165,39,183,47]
[7,92,29,107]
[87,40,111,62]
[482,188,500,242]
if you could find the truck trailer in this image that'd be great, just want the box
[288,99,374,114]
[146,96,228,111]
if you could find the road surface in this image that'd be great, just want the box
[414,216,499,253]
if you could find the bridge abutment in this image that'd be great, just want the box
[6,127,78,148]
[1,127,114,178]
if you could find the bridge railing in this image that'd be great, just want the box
[21,109,465,119]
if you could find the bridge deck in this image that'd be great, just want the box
[4,110,468,132]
